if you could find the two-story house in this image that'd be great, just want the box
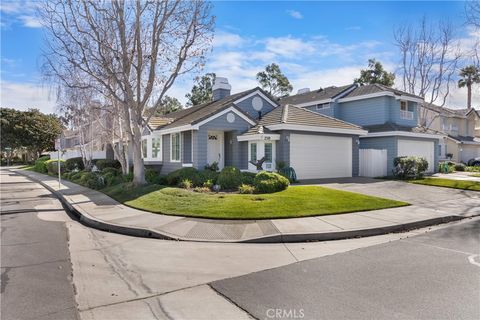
[280,84,442,176]
[142,77,367,180]
[420,103,480,163]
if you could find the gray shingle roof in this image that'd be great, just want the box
[241,104,362,135]
[154,87,275,131]
[422,103,479,118]
[363,122,443,135]
[278,85,354,106]
[342,84,421,99]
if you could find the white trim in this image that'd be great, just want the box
[192,106,256,128]
[337,91,423,104]
[182,163,193,167]
[316,102,331,110]
[266,124,368,136]
[237,133,281,142]
[170,132,182,162]
[234,90,278,108]
[157,124,193,135]
[191,130,194,164]
[363,131,444,140]
[460,141,480,145]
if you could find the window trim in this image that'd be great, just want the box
[250,142,257,163]
[151,136,162,159]
[400,100,414,120]
[264,142,273,163]
[170,133,182,162]
[315,102,331,110]
[141,138,148,159]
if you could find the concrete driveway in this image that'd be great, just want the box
[298,177,480,217]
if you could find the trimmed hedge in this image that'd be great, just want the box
[253,171,289,193]
[65,157,84,171]
[217,166,243,190]
[95,159,121,170]
[34,156,50,173]
[46,159,66,175]
[241,171,256,185]
[166,167,201,186]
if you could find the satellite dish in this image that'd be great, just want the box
[252,96,263,111]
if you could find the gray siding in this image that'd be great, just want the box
[235,94,277,120]
[338,96,390,126]
[195,111,252,169]
[183,131,192,164]
[276,130,290,165]
[160,134,182,174]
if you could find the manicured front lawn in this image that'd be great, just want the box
[102,183,409,219]
[410,178,480,191]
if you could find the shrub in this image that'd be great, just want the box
[241,171,256,185]
[239,184,255,194]
[466,166,480,172]
[217,166,243,190]
[275,160,287,171]
[454,163,466,171]
[34,156,50,173]
[438,162,454,174]
[199,169,219,185]
[179,179,192,189]
[203,179,214,189]
[166,167,201,186]
[122,172,134,183]
[278,167,297,183]
[75,171,104,189]
[102,172,122,187]
[95,159,121,170]
[204,161,219,172]
[65,157,84,171]
[101,167,120,176]
[392,156,428,179]
[46,159,66,175]
[145,168,159,184]
[253,171,289,194]
[70,171,84,182]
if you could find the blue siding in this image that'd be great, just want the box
[303,103,335,117]
[195,111,252,169]
[160,134,182,174]
[235,94,276,120]
[337,96,390,126]
[390,100,418,127]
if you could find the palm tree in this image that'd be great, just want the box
[458,65,480,109]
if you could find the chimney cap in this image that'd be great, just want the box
[297,88,310,94]
[213,77,231,91]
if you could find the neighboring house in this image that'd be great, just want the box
[280,83,442,176]
[142,77,367,179]
[419,103,480,163]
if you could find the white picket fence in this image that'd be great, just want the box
[359,149,388,177]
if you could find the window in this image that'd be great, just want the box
[264,143,272,162]
[141,139,147,159]
[250,143,257,162]
[400,101,414,120]
[170,133,181,162]
[400,101,407,111]
[152,137,161,159]
[316,103,330,110]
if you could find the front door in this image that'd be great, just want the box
[207,131,224,169]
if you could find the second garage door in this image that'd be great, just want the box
[290,134,352,180]
[397,139,435,173]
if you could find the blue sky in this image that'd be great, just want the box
[1,1,477,114]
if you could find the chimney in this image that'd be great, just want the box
[297,88,310,94]
[212,77,231,101]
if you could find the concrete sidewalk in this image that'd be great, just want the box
[13,169,480,243]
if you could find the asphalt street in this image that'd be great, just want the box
[1,170,79,320]
[211,218,480,320]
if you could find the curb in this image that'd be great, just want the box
[15,169,468,244]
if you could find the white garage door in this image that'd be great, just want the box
[461,145,480,163]
[397,139,434,173]
[290,134,352,179]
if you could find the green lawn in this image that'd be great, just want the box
[410,178,480,191]
[471,174,480,178]
[102,183,409,219]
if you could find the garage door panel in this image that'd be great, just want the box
[290,134,352,179]
[461,145,480,163]
[397,139,434,173]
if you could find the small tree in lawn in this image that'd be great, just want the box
[458,65,480,109]
[41,0,214,186]
[354,59,395,87]
[256,63,293,97]
[185,73,216,106]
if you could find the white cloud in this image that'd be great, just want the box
[286,10,303,20]
[265,36,315,58]
[213,31,246,48]
[0,81,57,114]
[18,15,42,28]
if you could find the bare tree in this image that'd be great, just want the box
[394,18,462,128]
[466,0,480,29]
[41,0,214,185]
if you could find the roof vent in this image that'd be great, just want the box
[297,88,310,94]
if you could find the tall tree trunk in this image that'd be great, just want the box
[467,83,472,109]
[131,124,145,185]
